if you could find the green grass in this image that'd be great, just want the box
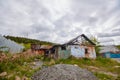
[116,46,120,50]
[1,53,120,80]
[0,53,43,80]
[94,72,115,80]
[22,43,31,51]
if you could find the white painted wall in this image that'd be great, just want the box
[70,45,85,57]
[88,47,96,58]
[70,45,96,58]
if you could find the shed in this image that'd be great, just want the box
[31,44,52,55]
[47,45,71,59]
[100,46,120,58]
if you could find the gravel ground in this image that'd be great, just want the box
[31,64,98,80]
[30,61,43,69]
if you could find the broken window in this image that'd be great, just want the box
[75,46,78,49]
[51,49,55,53]
[85,48,88,54]
[61,46,66,50]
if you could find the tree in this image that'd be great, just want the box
[90,36,101,56]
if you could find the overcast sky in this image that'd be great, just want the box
[0,0,120,45]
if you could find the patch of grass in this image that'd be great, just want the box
[116,75,120,80]
[1,53,120,80]
[116,45,120,50]
[22,43,31,51]
[0,77,8,80]
[94,72,115,80]
[0,53,43,80]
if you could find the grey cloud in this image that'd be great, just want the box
[112,21,120,28]
[98,32,120,37]
[30,22,54,33]
[99,38,114,43]
[0,0,120,45]
[112,28,120,32]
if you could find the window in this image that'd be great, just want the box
[61,46,66,50]
[85,48,88,54]
[75,46,78,49]
[52,49,55,53]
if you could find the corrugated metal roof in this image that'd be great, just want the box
[63,34,95,45]
[31,44,52,50]
[100,45,119,53]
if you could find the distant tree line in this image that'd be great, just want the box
[4,35,54,45]
[116,45,120,50]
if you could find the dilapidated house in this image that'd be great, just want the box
[31,44,52,55]
[48,34,96,59]
[46,45,71,59]
[65,34,96,58]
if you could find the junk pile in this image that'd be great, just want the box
[31,64,97,80]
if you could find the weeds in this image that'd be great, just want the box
[0,53,42,80]
[94,72,115,80]
[1,53,120,80]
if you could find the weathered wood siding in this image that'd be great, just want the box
[57,46,71,59]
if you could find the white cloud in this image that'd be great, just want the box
[0,0,120,45]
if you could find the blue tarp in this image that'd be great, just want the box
[104,52,120,58]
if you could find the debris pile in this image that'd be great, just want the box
[31,64,98,80]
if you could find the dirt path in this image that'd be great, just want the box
[92,70,118,77]
[112,58,120,63]
[87,66,118,77]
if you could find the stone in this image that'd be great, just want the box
[0,72,7,77]
[31,64,98,80]
[22,76,28,80]
[15,76,21,80]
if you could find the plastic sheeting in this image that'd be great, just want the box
[0,35,24,53]
[104,52,120,58]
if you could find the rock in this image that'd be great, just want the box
[0,72,7,77]
[32,62,36,65]
[114,66,120,68]
[22,76,28,80]
[7,74,13,79]
[31,61,43,69]
[74,64,78,67]
[88,66,99,70]
[15,76,21,80]
[31,64,98,80]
